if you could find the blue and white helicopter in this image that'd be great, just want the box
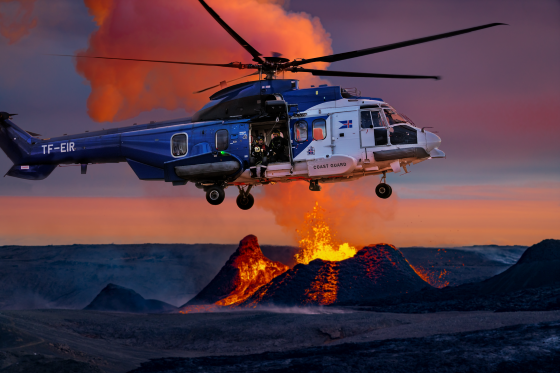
[0,1,504,210]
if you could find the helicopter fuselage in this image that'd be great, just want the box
[0,79,443,207]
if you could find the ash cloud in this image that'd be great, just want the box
[76,0,333,122]
[0,0,37,44]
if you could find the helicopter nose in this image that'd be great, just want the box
[425,131,441,152]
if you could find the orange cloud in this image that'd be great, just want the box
[76,0,332,122]
[0,0,37,44]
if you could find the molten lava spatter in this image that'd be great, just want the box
[295,202,357,265]
[303,262,339,305]
[410,266,449,289]
[181,235,288,309]
[241,244,431,307]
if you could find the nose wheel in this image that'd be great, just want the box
[236,185,254,210]
[375,183,392,199]
[206,185,225,205]
[375,171,393,199]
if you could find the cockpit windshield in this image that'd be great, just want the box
[383,108,408,125]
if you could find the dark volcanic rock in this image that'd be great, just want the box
[479,239,560,294]
[84,284,177,313]
[0,351,103,373]
[241,244,430,307]
[349,239,560,313]
[130,321,560,373]
[183,235,289,307]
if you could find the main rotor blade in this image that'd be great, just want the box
[289,68,440,80]
[287,23,506,67]
[49,54,253,69]
[193,72,259,94]
[198,0,264,64]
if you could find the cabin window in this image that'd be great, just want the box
[312,119,327,140]
[215,129,228,151]
[295,120,308,142]
[390,125,417,145]
[383,109,408,125]
[171,133,188,157]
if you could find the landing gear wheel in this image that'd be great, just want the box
[236,193,254,210]
[375,183,392,199]
[206,186,225,205]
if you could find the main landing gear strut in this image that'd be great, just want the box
[201,183,255,210]
[236,185,255,210]
[375,171,393,199]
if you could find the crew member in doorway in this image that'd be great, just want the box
[249,135,267,178]
[261,129,289,177]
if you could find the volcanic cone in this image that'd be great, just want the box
[182,235,289,307]
[479,239,560,294]
[84,283,177,313]
[241,244,431,307]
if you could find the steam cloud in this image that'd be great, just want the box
[77,0,333,122]
[0,0,37,44]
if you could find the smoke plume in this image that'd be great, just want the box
[259,180,398,249]
[0,0,37,44]
[77,0,332,122]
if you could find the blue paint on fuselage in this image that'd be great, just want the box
[1,79,377,181]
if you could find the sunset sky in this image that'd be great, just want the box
[0,0,558,247]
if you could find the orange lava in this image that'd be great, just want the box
[295,202,357,265]
[215,236,288,306]
[410,266,450,288]
[303,262,339,305]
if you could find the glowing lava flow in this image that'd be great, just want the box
[302,262,339,305]
[410,266,450,289]
[295,202,357,265]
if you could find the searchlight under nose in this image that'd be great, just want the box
[425,131,441,152]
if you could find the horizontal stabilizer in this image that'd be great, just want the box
[25,130,41,137]
[6,164,57,180]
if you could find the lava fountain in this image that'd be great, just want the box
[295,202,357,265]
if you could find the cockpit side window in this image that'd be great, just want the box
[171,133,188,157]
[312,119,327,140]
[295,120,308,142]
[215,129,228,151]
[362,111,384,128]
[390,125,417,145]
[383,109,408,125]
[360,111,373,129]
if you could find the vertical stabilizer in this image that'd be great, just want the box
[0,112,34,164]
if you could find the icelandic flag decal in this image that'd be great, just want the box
[338,120,352,129]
